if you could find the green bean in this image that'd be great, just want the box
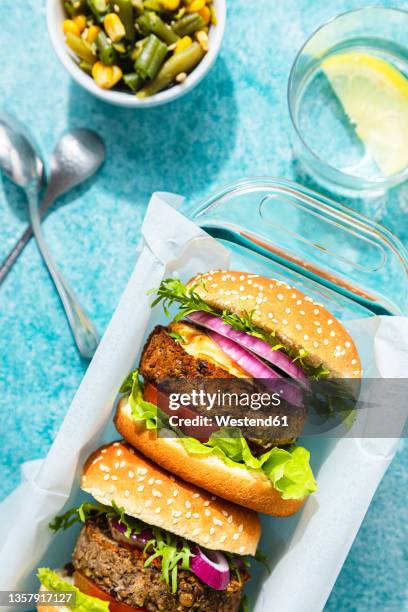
[174,7,186,20]
[116,0,135,41]
[143,0,163,11]
[137,12,179,45]
[87,0,109,22]
[66,33,97,64]
[131,36,149,62]
[172,13,205,37]
[64,2,77,18]
[135,34,168,80]
[65,0,211,96]
[65,0,88,17]
[137,41,204,97]
[96,31,117,66]
[123,72,144,91]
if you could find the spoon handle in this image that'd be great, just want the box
[0,196,52,285]
[26,185,100,359]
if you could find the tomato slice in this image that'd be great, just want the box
[74,571,146,612]
[143,382,219,440]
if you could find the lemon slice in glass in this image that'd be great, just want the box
[322,52,408,177]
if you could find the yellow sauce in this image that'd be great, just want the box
[169,321,249,377]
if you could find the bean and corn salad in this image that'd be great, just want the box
[63,0,217,97]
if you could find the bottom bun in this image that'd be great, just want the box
[37,572,73,612]
[115,399,304,516]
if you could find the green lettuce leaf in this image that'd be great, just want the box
[121,369,164,430]
[181,427,317,500]
[260,446,317,499]
[37,568,109,612]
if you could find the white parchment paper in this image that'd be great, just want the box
[0,192,407,612]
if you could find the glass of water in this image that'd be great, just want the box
[288,7,408,197]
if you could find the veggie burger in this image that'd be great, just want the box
[115,270,361,515]
[38,442,261,612]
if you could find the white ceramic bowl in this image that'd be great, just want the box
[47,0,226,108]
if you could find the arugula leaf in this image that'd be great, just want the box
[49,502,106,532]
[150,278,329,378]
[37,568,109,612]
[50,500,143,538]
[49,502,193,593]
[167,330,186,344]
[224,552,250,585]
[144,527,192,593]
[254,548,270,572]
[293,348,330,380]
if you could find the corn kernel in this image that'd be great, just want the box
[159,0,180,9]
[174,35,193,54]
[195,29,208,52]
[187,0,206,12]
[104,13,126,43]
[73,15,87,33]
[92,61,123,89]
[209,4,217,25]
[86,25,101,44]
[63,19,81,37]
[199,6,211,25]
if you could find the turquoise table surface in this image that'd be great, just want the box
[1,0,407,609]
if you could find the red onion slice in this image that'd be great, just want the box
[187,311,310,389]
[206,329,304,408]
[190,546,230,590]
[109,518,153,549]
[207,329,281,379]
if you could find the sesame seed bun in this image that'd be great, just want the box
[187,270,362,379]
[115,400,303,516]
[81,441,261,556]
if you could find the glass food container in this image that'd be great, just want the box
[185,177,408,317]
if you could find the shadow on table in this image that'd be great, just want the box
[0,174,29,223]
[66,56,237,208]
[1,168,102,228]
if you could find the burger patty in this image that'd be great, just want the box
[72,517,246,612]
[140,325,306,449]
[140,326,236,381]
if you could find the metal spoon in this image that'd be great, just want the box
[0,128,106,284]
[0,112,100,359]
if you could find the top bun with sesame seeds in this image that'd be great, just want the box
[187,270,361,378]
[82,441,261,556]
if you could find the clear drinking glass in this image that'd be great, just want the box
[288,7,408,197]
